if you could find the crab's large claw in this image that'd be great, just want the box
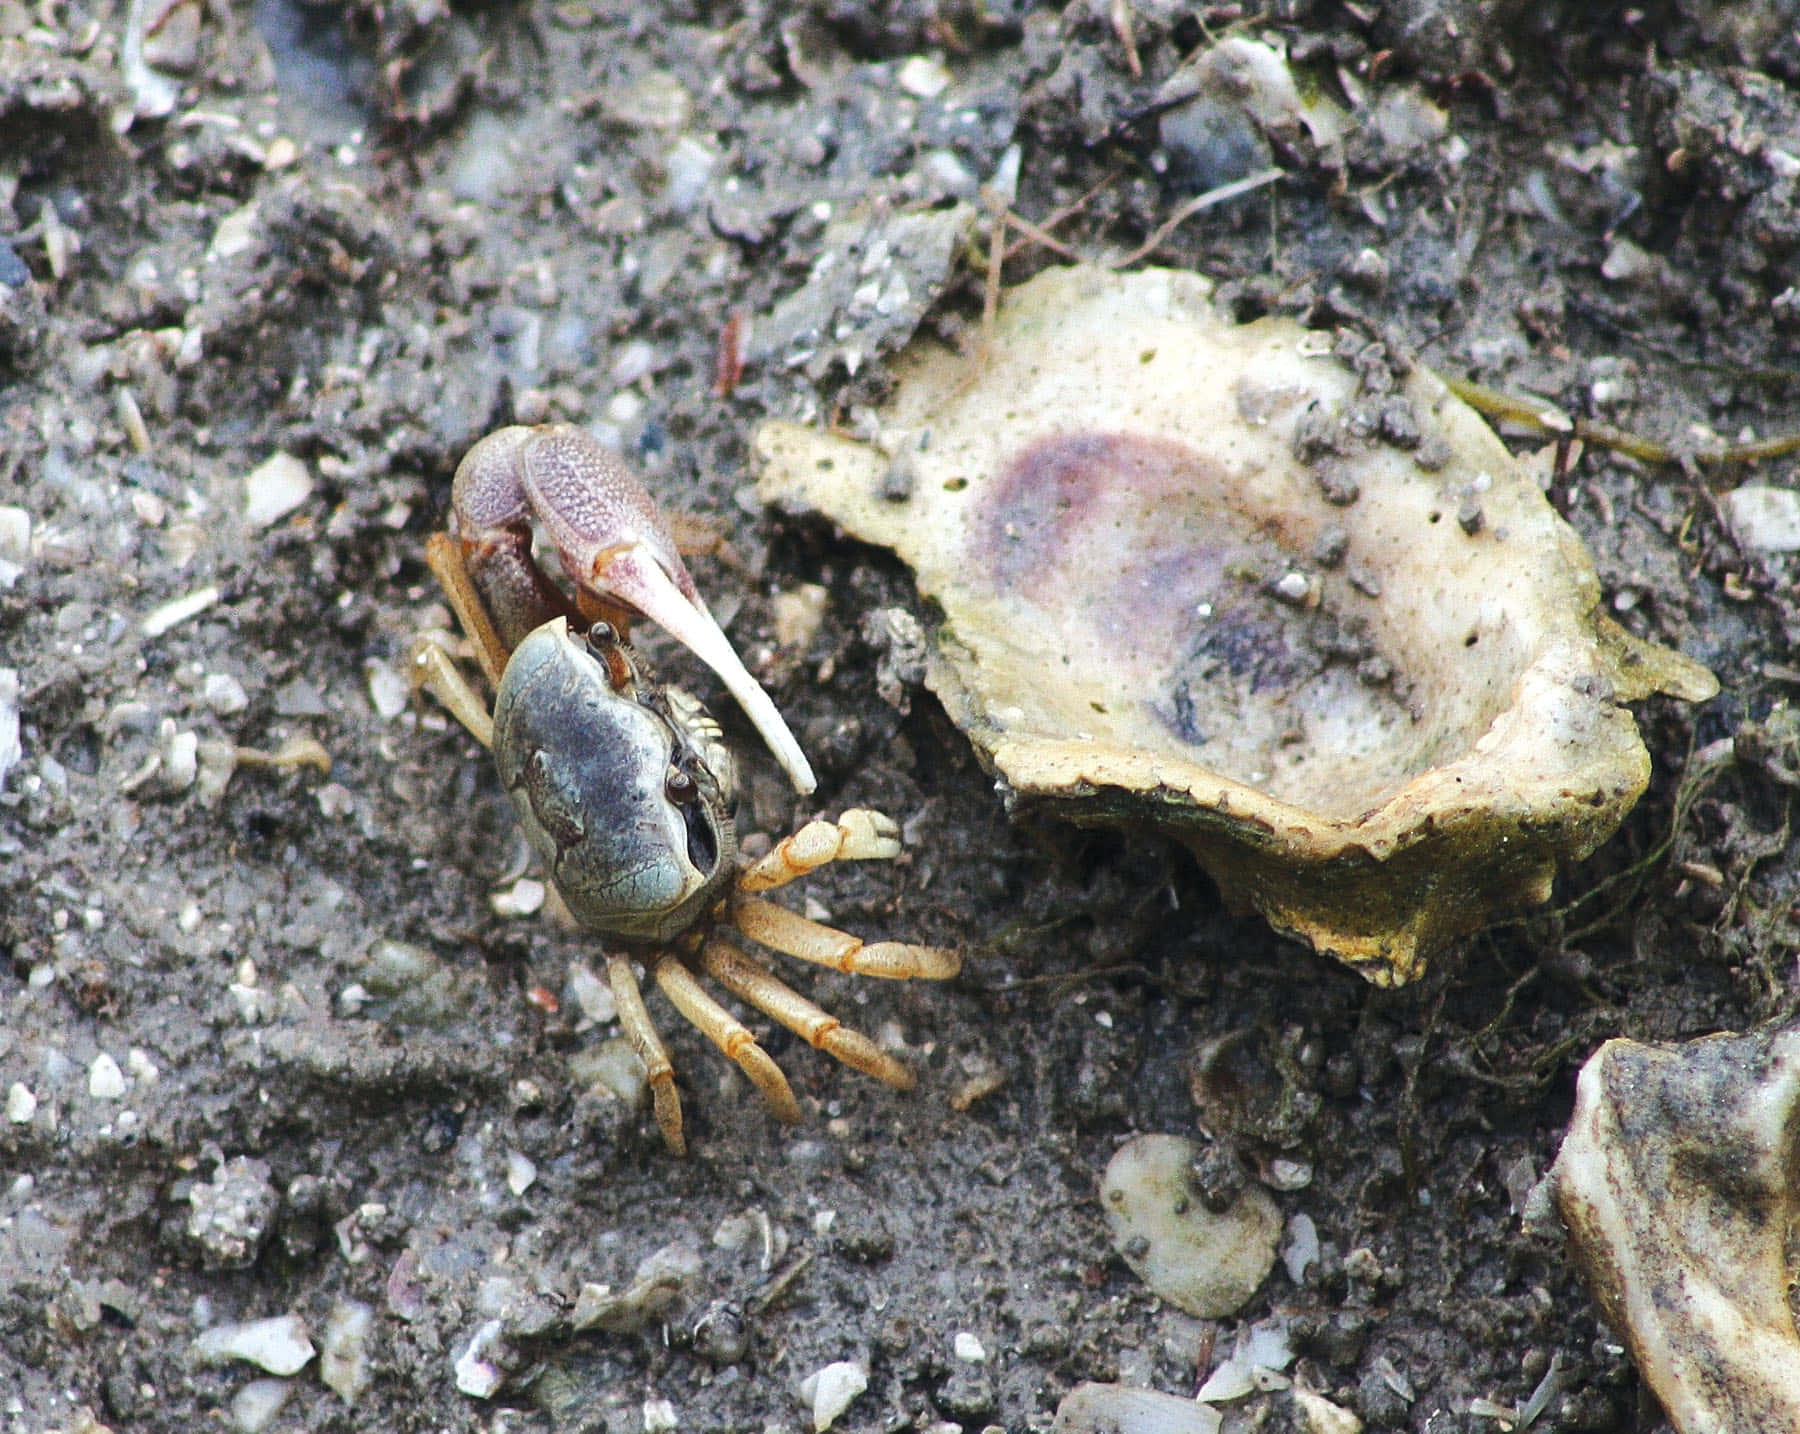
[454,425,818,795]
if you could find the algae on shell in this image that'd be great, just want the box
[756,266,1716,984]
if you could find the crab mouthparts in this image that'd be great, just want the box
[599,545,818,797]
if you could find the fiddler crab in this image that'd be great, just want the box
[410,424,959,1154]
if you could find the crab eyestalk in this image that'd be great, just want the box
[453,424,817,796]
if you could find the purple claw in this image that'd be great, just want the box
[452,425,818,796]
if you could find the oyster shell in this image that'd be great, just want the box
[755,266,1715,984]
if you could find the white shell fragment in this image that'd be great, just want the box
[1052,1383,1222,1434]
[1724,482,1800,552]
[801,1360,869,1433]
[1547,1024,1800,1434]
[756,265,1717,983]
[1101,1134,1280,1320]
[243,451,315,530]
[193,1313,317,1376]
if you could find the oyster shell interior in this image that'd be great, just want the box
[756,266,1716,983]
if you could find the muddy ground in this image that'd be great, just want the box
[3,2,1799,1431]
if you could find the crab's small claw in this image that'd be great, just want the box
[453,425,818,795]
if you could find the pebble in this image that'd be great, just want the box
[1293,1386,1363,1434]
[953,1331,986,1362]
[1725,484,1800,552]
[1281,1213,1320,1284]
[1051,1384,1221,1434]
[453,1319,506,1397]
[1101,1134,1281,1319]
[364,659,409,721]
[567,961,617,1025]
[187,1158,279,1270]
[319,1299,373,1402]
[642,1398,678,1433]
[0,504,28,588]
[1195,1318,1295,1403]
[141,585,221,638]
[491,878,545,918]
[194,1313,317,1375]
[505,1150,537,1196]
[6,1082,36,1123]
[88,1052,127,1100]
[203,673,249,715]
[229,1378,290,1434]
[0,667,19,790]
[801,1361,868,1432]
[242,452,315,530]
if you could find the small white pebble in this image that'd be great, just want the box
[453,1319,505,1398]
[953,1331,986,1363]
[229,1378,290,1434]
[127,1048,160,1084]
[364,659,409,721]
[897,55,952,98]
[315,783,355,819]
[802,1361,868,1433]
[642,1397,678,1433]
[1725,484,1800,552]
[492,878,546,918]
[89,1052,127,1100]
[243,452,315,530]
[319,1300,374,1403]
[1273,571,1312,603]
[141,586,221,638]
[567,962,617,1025]
[203,673,250,715]
[505,1150,537,1196]
[194,1314,316,1375]
[6,1082,37,1123]
[0,667,19,790]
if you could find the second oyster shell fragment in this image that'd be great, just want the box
[755,266,1716,984]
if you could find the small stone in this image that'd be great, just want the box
[88,1052,127,1100]
[954,1331,986,1362]
[229,1378,291,1434]
[0,505,28,588]
[203,673,249,715]
[1725,484,1800,552]
[127,1049,160,1084]
[897,55,952,98]
[1051,1384,1221,1434]
[1293,1385,1363,1434]
[6,1082,36,1122]
[319,1300,373,1402]
[567,962,617,1025]
[187,1157,279,1269]
[642,1397,678,1433]
[802,1361,868,1432]
[0,667,18,790]
[194,1314,316,1375]
[141,586,220,638]
[243,452,314,530]
[365,660,409,721]
[491,878,545,918]
[506,1151,537,1196]
[453,1319,506,1398]
[1102,1134,1280,1319]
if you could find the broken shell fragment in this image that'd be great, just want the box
[755,266,1716,983]
[1547,1025,1800,1434]
[1101,1134,1280,1320]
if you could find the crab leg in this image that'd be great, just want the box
[606,952,687,1155]
[650,952,803,1126]
[737,809,904,892]
[699,937,916,1090]
[453,425,817,795]
[731,895,961,980]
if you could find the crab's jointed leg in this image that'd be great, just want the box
[731,809,961,981]
[650,952,803,1127]
[606,952,688,1155]
[731,896,961,980]
[737,809,906,891]
[698,936,916,1089]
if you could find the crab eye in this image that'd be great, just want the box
[665,768,697,805]
[583,624,633,690]
[586,622,617,648]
